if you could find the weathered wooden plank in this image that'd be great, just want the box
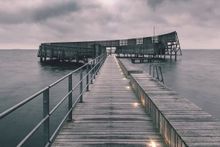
[52,56,166,147]
[119,58,220,147]
[53,142,166,147]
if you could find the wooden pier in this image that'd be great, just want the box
[118,59,220,147]
[38,31,182,63]
[2,53,220,146]
[52,56,166,147]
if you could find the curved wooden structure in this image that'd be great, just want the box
[38,31,181,62]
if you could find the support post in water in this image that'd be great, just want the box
[86,64,89,91]
[68,75,73,121]
[43,88,50,145]
[80,69,83,103]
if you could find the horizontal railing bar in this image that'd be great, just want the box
[49,106,73,144]
[49,90,73,115]
[49,73,72,88]
[49,64,86,88]
[49,56,104,114]
[49,55,102,87]
[82,84,89,94]
[17,115,49,147]
[49,56,106,143]
[0,87,49,119]
[0,53,106,147]
[50,55,106,145]
[48,62,100,144]
[71,91,85,111]
[70,58,104,91]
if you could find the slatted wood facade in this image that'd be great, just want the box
[37,31,182,62]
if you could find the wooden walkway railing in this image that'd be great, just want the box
[0,54,106,147]
[119,58,220,147]
[52,55,166,147]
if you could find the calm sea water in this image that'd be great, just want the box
[0,50,84,146]
[1,50,220,146]
[136,50,220,120]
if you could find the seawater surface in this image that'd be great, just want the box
[135,50,220,120]
[0,50,84,146]
[1,49,220,146]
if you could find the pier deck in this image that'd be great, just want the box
[52,56,166,147]
[119,59,220,147]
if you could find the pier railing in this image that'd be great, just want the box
[129,76,187,147]
[0,53,107,146]
[149,64,164,83]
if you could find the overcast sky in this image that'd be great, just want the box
[0,0,219,49]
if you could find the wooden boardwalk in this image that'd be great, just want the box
[52,56,166,147]
[119,59,220,147]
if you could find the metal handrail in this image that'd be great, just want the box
[149,64,164,84]
[0,87,48,119]
[0,53,107,147]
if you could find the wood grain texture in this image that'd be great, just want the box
[119,58,220,147]
[52,56,166,147]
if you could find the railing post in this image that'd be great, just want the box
[90,63,93,84]
[153,65,155,78]
[99,56,103,72]
[95,58,98,75]
[68,75,72,121]
[86,64,89,91]
[80,69,83,103]
[96,57,100,74]
[159,66,164,83]
[98,57,102,72]
[43,88,50,145]
[156,66,159,80]
[93,60,96,79]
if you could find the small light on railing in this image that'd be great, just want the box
[149,140,157,147]
[133,102,139,108]
[126,86,130,89]
[123,77,127,80]
[141,98,145,105]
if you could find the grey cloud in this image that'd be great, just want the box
[147,0,191,10]
[0,1,80,24]
[147,0,164,9]
[0,0,220,49]
[31,1,80,22]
